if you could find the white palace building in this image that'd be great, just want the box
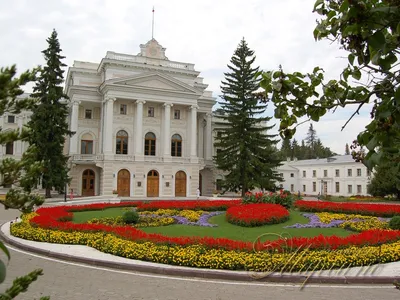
[0,39,373,198]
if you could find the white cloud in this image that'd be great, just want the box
[0,0,373,155]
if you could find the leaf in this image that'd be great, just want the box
[0,241,10,260]
[352,68,362,80]
[368,31,386,51]
[371,51,380,65]
[339,0,349,13]
[348,53,355,66]
[313,0,324,10]
[0,260,6,284]
[366,136,378,151]
[397,22,400,35]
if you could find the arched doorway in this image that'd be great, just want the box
[82,169,95,196]
[175,171,187,197]
[147,170,159,197]
[117,169,130,197]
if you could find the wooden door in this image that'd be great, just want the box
[147,170,159,197]
[82,169,95,196]
[175,171,186,197]
[117,169,130,197]
[323,181,328,195]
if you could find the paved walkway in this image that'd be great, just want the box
[2,198,400,285]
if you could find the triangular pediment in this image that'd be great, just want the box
[106,72,200,95]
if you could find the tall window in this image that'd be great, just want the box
[5,142,13,155]
[312,170,316,177]
[116,130,128,154]
[171,134,182,157]
[302,170,306,177]
[7,115,15,123]
[148,107,154,117]
[290,184,294,192]
[335,169,340,177]
[357,185,362,194]
[81,140,93,154]
[367,169,371,176]
[323,170,328,177]
[85,109,92,119]
[303,185,306,192]
[174,110,180,119]
[120,104,127,115]
[145,132,156,156]
[348,185,353,194]
[357,168,361,176]
[290,173,294,178]
[312,182,316,192]
[335,182,340,193]
[216,179,223,191]
[348,169,352,176]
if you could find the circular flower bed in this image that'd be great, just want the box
[226,203,289,227]
[9,200,400,272]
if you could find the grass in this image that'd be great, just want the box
[72,207,351,242]
[325,196,399,203]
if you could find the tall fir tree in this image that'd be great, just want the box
[291,138,300,159]
[280,138,291,160]
[305,123,317,157]
[27,29,72,198]
[214,38,282,196]
[345,143,350,155]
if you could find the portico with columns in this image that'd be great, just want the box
[65,38,216,198]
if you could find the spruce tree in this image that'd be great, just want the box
[305,123,317,155]
[280,138,291,160]
[345,143,350,155]
[27,29,72,198]
[214,38,282,196]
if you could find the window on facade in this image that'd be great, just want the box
[85,109,92,119]
[303,185,306,192]
[348,169,352,176]
[303,170,306,177]
[357,185,362,194]
[171,134,182,157]
[312,170,316,177]
[148,107,154,117]
[348,185,353,194]
[312,182,316,192]
[290,173,294,178]
[120,104,127,115]
[324,170,328,177]
[290,184,294,192]
[81,140,93,154]
[216,179,223,191]
[367,169,371,176]
[335,182,340,193]
[116,130,128,155]
[280,173,283,177]
[145,132,156,156]
[5,142,13,155]
[174,109,180,119]
[7,115,15,123]
[335,169,339,177]
[357,168,361,176]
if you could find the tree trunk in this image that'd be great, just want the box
[45,188,52,198]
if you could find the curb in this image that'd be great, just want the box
[1,224,399,285]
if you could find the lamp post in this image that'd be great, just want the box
[64,182,67,202]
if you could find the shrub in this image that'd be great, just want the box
[389,216,400,230]
[122,210,140,224]
[242,190,294,208]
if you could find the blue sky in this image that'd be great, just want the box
[0,0,372,154]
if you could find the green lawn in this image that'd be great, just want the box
[72,207,351,242]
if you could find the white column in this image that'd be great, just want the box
[205,112,212,160]
[135,100,146,155]
[190,105,198,157]
[103,97,115,154]
[163,103,172,157]
[198,116,204,158]
[15,115,23,155]
[69,100,80,154]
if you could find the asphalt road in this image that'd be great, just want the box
[0,207,399,300]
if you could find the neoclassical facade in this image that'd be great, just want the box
[65,39,216,197]
[277,155,372,197]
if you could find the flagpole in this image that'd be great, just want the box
[152,6,155,39]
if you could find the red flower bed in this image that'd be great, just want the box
[295,200,400,217]
[226,204,289,227]
[28,201,400,253]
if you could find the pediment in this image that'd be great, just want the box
[106,73,200,95]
